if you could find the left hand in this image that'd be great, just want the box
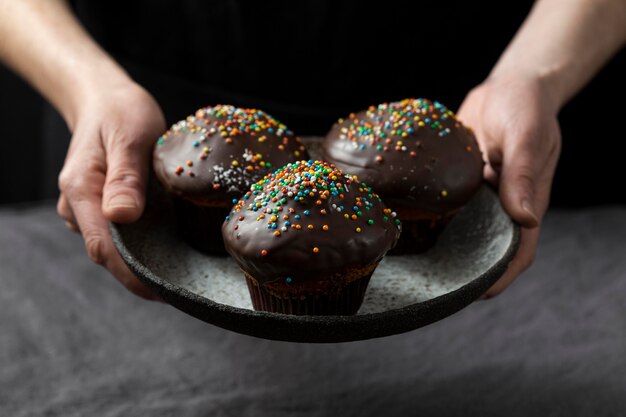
[458,73,562,298]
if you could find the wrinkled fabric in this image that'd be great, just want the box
[1,203,625,417]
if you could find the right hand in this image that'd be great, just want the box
[57,81,166,300]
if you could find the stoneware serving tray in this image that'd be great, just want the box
[111,177,520,343]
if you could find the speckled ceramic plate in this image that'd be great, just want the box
[111,180,520,343]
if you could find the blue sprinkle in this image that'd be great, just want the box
[304,210,310,216]
[285,277,293,284]
[232,199,238,204]
[225,216,230,221]
[193,141,200,147]
[295,215,301,219]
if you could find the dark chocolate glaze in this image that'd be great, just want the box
[322,98,484,214]
[222,161,401,284]
[153,105,308,202]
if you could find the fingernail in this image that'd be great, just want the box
[108,195,137,209]
[521,199,539,227]
[64,220,79,232]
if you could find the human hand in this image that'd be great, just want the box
[458,74,562,298]
[57,81,166,300]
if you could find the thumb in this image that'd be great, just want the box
[102,137,151,223]
[498,138,542,229]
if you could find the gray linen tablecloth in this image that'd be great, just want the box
[1,203,625,417]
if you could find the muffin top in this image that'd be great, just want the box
[153,105,308,203]
[322,98,483,213]
[222,160,401,283]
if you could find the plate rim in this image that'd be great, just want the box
[111,185,521,343]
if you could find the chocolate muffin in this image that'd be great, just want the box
[153,105,308,254]
[222,160,401,315]
[322,98,483,254]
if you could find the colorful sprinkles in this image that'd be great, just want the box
[333,98,471,199]
[336,98,459,149]
[227,160,400,257]
[156,104,306,179]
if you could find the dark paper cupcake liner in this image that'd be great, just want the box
[389,214,454,255]
[243,268,376,316]
[172,197,230,255]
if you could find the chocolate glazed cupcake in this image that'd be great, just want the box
[153,105,308,254]
[222,160,401,315]
[322,98,484,254]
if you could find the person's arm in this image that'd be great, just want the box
[458,0,626,298]
[0,0,165,300]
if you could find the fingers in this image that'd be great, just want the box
[72,189,160,301]
[102,134,152,224]
[498,129,549,229]
[57,193,79,232]
[481,227,540,299]
[59,150,160,301]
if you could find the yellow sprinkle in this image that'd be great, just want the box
[355,227,362,233]
[441,190,448,197]
[231,160,239,166]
